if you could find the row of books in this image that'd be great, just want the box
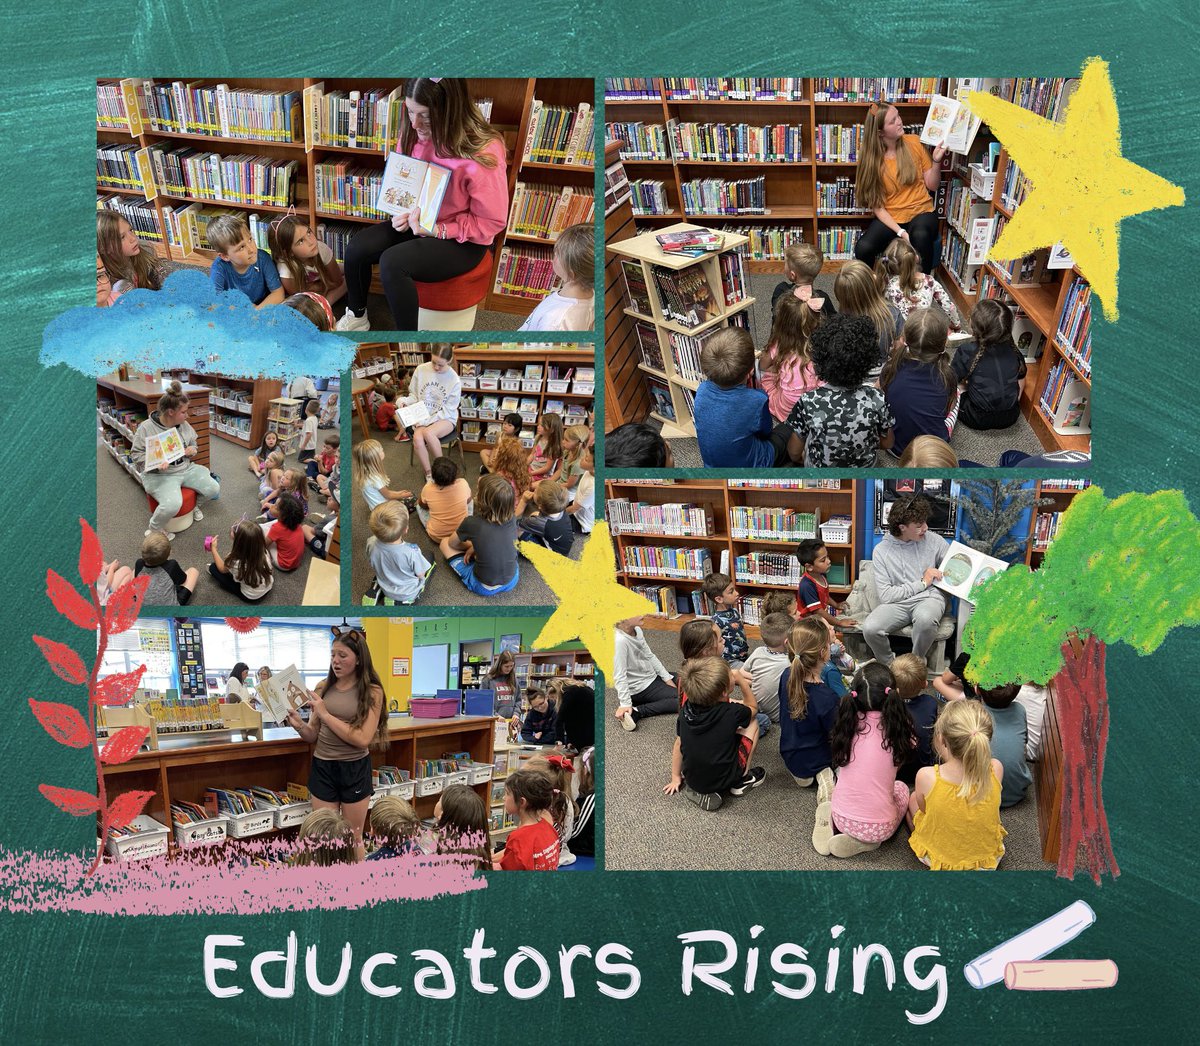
[812,78,943,102]
[306,88,496,153]
[634,321,666,370]
[622,545,713,580]
[507,182,595,240]
[96,142,148,192]
[668,121,805,163]
[150,148,299,208]
[729,507,818,541]
[205,787,259,816]
[1031,511,1068,551]
[947,182,991,243]
[681,176,767,215]
[141,695,225,733]
[416,756,475,777]
[943,230,981,295]
[717,250,748,306]
[814,123,863,163]
[817,225,861,261]
[1040,360,1090,431]
[1012,78,1078,122]
[523,101,595,166]
[1000,158,1034,212]
[729,479,843,489]
[661,78,806,101]
[628,179,672,215]
[171,800,214,827]
[1055,277,1093,376]
[374,766,413,787]
[709,225,804,262]
[607,499,716,536]
[492,243,556,300]
[650,264,723,329]
[734,552,803,587]
[604,78,661,101]
[97,195,163,243]
[669,329,715,383]
[100,80,304,143]
[312,162,384,219]
[605,121,669,160]
[1040,478,1091,492]
[604,158,632,216]
[816,177,870,215]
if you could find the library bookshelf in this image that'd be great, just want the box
[96,77,595,317]
[96,373,211,478]
[606,478,859,637]
[352,342,594,454]
[606,222,753,437]
[515,649,597,691]
[100,715,494,860]
[162,371,282,450]
[1023,479,1091,569]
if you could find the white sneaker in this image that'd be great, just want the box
[620,711,637,732]
[558,845,577,867]
[192,508,204,522]
[335,308,370,332]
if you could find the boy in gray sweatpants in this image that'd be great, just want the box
[863,495,948,665]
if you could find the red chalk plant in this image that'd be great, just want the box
[964,488,1200,883]
[31,519,151,875]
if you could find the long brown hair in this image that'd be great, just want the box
[399,78,503,167]
[486,650,517,689]
[835,260,896,355]
[764,291,823,376]
[881,308,957,413]
[435,784,492,873]
[267,215,339,295]
[874,236,922,297]
[225,521,272,591]
[855,102,918,211]
[321,630,390,750]
[964,298,1022,379]
[536,413,564,464]
[785,618,830,720]
[97,211,163,290]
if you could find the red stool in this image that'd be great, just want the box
[414,249,493,330]
[147,487,198,535]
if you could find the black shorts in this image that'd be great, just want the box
[308,754,373,804]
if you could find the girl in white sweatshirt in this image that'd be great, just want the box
[613,615,679,732]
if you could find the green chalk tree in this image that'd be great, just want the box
[964,487,1200,882]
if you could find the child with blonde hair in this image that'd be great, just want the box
[881,308,960,457]
[440,473,519,596]
[367,796,421,860]
[352,439,412,510]
[771,240,836,315]
[560,424,590,498]
[907,699,1007,870]
[778,618,839,799]
[207,213,285,308]
[874,236,962,329]
[834,259,903,376]
[760,290,826,422]
[519,222,595,331]
[292,808,358,866]
[366,501,433,605]
[134,531,199,606]
[898,435,959,468]
[516,479,573,555]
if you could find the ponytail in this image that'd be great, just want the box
[934,700,995,804]
[784,618,830,720]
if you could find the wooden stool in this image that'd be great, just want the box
[414,250,492,330]
[146,487,198,534]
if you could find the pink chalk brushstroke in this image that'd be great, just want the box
[0,844,486,916]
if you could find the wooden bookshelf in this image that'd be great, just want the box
[97,77,596,318]
[606,222,753,437]
[514,650,597,692]
[100,715,494,860]
[183,373,282,450]
[1023,480,1090,569]
[606,479,859,637]
[96,373,211,479]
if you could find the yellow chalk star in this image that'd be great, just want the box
[521,521,655,680]
[967,58,1184,321]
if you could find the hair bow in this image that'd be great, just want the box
[547,754,575,773]
[792,284,826,313]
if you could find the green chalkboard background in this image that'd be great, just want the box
[2,2,1198,1040]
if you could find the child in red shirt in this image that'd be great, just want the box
[263,492,306,572]
[795,538,856,631]
[495,767,560,871]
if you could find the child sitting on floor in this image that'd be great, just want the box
[494,768,560,871]
[487,433,530,500]
[366,501,433,606]
[262,492,306,573]
[694,327,790,467]
[560,424,589,499]
[293,809,357,866]
[795,538,858,633]
[248,430,281,477]
[518,223,595,331]
[366,796,421,860]
[676,620,767,734]
[256,449,286,503]
[439,474,519,597]
[702,571,748,668]
[261,467,308,520]
[786,314,896,467]
[311,434,340,502]
[517,479,573,555]
[134,531,199,606]
[833,259,903,377]
[207,522,273,603]
[479,413,522,474]
[318,391,339,429]
[665,657,765,811]
[771,240,837,316]
[760,288,827,423]
[778,617,839,799]
[739,611,793,728]
[434,785,492,874]
[528,413,565,486]
[417,455,473,542]
[950,298,1028,431]
[890,652,939,788]
[352,439,412,510]
[881,308,960,458]
[207,214,284,308]
[874,236,962,329]
[562,447,594,534]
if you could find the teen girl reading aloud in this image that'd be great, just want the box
[396,344,462,484]
[853,101,946,274]
[285,628,389,862]
[336,78,508,332]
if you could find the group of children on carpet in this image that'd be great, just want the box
[685,240,1029,469]
[290,751,595,872]
[613,535,1045,871]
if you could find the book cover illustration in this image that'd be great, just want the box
[143,427,185,470]
[254,664,310,724]
[398,400,432,428]
[376,152,451,233]
[934,539,1011,603]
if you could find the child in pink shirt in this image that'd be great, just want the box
[759,288,826,422]
[813,663,916,859]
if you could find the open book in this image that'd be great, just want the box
[376,152,452,234]
[256,665,311,724]
[398,400,431,428]
[933,540,1011,604]
[920,95,981,154]
[143,427,186,470]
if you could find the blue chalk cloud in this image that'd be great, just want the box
[42,269,353,378]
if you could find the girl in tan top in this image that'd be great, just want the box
[286,628,388,860]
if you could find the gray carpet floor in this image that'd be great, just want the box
[604,627,1051,872]
[663,272,1043,468]
[97,434,335,607]
[349,426,575,607]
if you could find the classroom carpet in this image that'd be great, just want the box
[660,272,1043,468]
[349,427,575,607]
[603,627,1053,873]
[96,431,336,607]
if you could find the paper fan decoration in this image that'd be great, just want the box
[225,617,261,634]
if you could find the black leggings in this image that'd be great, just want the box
[854,211,941,274]
[629,677,680,722]
[343,221,488,329]
[207,563,267,603]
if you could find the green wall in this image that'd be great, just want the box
[413,616,584,688]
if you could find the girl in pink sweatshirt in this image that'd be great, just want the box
[337,78,509,332]
[759,287,826,422]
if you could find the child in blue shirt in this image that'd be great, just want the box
[693,327,791,467]
[207,214,285,308]
[365,502,433,606]
[703,571,748,668]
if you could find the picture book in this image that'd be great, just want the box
[375,152,451,234]
[143,427,186,470]
[933,540,1011,604]
[920,94,981,153]
[255,665,311,724]
[398,400,432,428]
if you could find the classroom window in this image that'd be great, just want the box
[198,621,333,687]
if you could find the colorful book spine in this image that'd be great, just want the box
[605,121,669,160]
[681,176,766,216]
[629,179,671,215]
[814,124,862,163]
[669,122,804,163]
[622,545,712,580]
[492,244,556,300]
[660,78,805,101]
[816,177,869,215]
[604,78,662,101]
[1054,276,1092,378]
[734,552,803,587]
[313,162,385,219]
[607,499,715,536]
[811,78,942,102]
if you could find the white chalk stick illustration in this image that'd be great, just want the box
[963,899,1096,989]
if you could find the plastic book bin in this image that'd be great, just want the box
[410,697,460,718]
[106,816,170,862]
[414,249,493,331]
[146,486,198,534]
